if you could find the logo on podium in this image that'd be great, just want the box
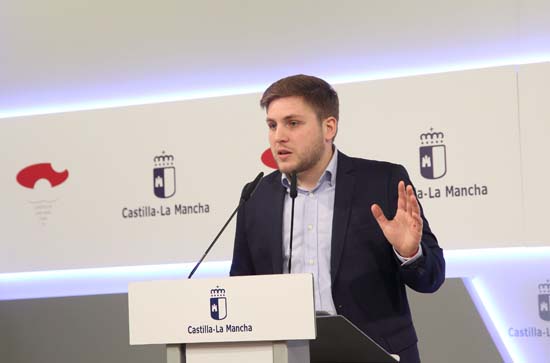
[419,128,447,180]
[153,151,176,198]
[210,286,227,320]
[539,280,550,321]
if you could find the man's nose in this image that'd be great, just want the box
[274,126,288,142]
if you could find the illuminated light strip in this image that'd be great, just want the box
[0,261,231,301]
[0,84,264,120]
[1,247,550,301]
[327,55,550,85]
[464,278,520,363]
[444,246,550,278]
[1,56,550,119]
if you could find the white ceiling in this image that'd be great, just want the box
[1,0,549,117]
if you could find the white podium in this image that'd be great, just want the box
[128,274,316,363]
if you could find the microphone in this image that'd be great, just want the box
[288,171,298,274]
[241,171,264,202]
[290,172,298,199]
[187,172,264,278]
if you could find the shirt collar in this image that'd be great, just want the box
[281,146,338,191]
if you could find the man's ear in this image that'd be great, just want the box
[323,117,338,142]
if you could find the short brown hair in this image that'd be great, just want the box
[260,74,339,121]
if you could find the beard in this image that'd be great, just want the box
[276,136,326,176]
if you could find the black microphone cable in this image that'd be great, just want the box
[288,171,298,274]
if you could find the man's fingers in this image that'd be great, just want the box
[397,181,406,211]
[411,211,423,230]
[406,184,419,216]
[371,204,388,228]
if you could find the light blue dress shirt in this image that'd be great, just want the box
[281,149,422,314]
[282,150,338,314]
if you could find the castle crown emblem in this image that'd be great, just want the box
[154,151,174,166]
[419,128,447,180]
[539,280,550,321]
[210,286,226,297]
[153,151,176,199]
[210,286,227,320]
[420,128,445,145]
[539,280,550,295]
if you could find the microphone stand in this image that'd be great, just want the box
[187,172,264,279]
[187,203,241,279]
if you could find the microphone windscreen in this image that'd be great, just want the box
[290,172,298,199]
[241,172,264,201]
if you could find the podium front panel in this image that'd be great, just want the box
[129,274,316,345]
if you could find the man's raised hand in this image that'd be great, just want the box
[370,181,422,258]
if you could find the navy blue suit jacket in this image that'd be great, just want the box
[230,152,445,359]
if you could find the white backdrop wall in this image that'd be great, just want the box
[1,62,548,274]
[336,66,523,248]
[518,62,550,246]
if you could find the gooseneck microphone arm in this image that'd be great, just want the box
[288,171,298,274]
[187,172,264,279]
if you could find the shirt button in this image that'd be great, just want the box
[308,193,314,198]
[308,259,315,265]
[307,224,313,231]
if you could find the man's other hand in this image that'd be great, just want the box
[371,181,422,258]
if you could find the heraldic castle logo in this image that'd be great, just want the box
[419,128,447,180]
[539,280,550,322]
[210,286,227,320]
[153,151,176,198]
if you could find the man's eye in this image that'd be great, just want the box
[289,120,299,127]
[267,123,276,129]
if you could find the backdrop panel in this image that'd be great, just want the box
[0,64,534,273]
[518,62,550,245]
[1,94,269,273]
[335,65,523,249]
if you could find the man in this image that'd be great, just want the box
[230,74,445,362]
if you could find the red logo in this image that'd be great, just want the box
[16,163,69,189]
[261,148,277,169]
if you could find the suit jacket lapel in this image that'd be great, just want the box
[265,173,285,274]
[331,152,355,283]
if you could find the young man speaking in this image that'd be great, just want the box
[230,74,445,363]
